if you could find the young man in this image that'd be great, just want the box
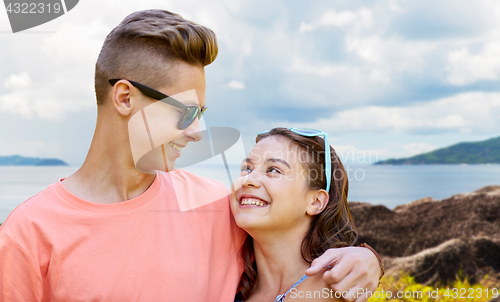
[0,10,382,301]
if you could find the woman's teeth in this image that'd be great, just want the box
[240,198,268,207]
[169,142,182,152]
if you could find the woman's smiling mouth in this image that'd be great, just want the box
[239,196,270,207]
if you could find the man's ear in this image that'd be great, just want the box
[111,80,135,116]
[306,190,329,216]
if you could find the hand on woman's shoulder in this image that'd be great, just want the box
[286,274,344,301]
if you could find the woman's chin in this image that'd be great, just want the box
[231,201,271,230]
[234,213,268,232]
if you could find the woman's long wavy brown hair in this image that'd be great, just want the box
[238,127,358,299]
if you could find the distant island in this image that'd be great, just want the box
[0,155,68,166]
[375,136,500,165]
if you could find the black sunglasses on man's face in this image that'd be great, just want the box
[109,79,207,130]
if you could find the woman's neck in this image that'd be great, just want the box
[249,230,311,300]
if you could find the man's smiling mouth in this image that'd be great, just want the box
[169,142,183,152]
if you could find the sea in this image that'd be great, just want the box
[1,164,500,223]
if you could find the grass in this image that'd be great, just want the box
[368,273,499,301]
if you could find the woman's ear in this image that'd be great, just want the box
[306,190,329,216]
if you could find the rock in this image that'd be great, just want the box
[349,185,500,285]
[383,237,500,285]
[393,197,434,212]
[474,185,500,195]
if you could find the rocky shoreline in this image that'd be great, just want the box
[350,185,500,285]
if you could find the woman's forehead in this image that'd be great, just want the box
[249,137,300,164]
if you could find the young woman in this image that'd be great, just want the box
[231,127,358,301]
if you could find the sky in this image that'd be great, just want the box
[1,0,500,166]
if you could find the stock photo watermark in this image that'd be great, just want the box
[4,0,79,33]
[240,145,378,184]
[288,287,500,300]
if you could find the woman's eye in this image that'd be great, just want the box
[266,166,281,174]
[240,166,251,173]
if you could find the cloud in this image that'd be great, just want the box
[227,80,246,90]
[0,72,95,120]
[3,72,31,89]
[294,92,500,135]
[445,42,500,85]
[2,0,500,166]
[403,142,437,156]
[345,35,435,70]
[279,56,392,109]
[0,88,34,119]
[288,56,357,77]
[299,8,372,33]
[40,20,107,65]
[0,18,106,120]
[333,144,385,164]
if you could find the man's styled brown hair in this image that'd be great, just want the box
[94,9,218,105]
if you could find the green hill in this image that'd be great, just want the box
[0,155,68,166]
[375,136,500,165]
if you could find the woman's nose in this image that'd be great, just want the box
[242,172,261,188]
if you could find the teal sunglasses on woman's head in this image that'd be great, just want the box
[257,128,331,192]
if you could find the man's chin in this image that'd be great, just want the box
[134,144,176,173]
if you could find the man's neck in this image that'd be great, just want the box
[62,121,156,204]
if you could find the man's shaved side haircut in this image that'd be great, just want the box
[94,9,218,105]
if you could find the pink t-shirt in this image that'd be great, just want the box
[0,170,245,301]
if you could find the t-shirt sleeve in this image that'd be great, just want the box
[0,231,43,301]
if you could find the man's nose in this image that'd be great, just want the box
[183,118,203,142]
